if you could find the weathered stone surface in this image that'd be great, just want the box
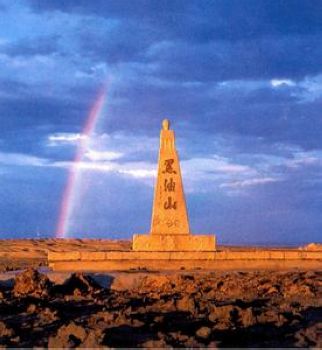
[133,234,216,251]
[141,339,169,348]
[48,322,87,348]
[176,294,195,313]
[0,321,14,337]
[196,326,212,339]
[300,242,322,251]
[138,275,173,292]
[239,307,256,327]
[13,268,52,297]
[49,248,322,271]
[52,272,102,296]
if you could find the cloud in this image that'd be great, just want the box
[0,152,48,167]
[294,74,322,102]
[52,159,156,181]
[284,151,322,169]
[28,0,322,42]
[3,35,60,57]
[1,0,322,157]
[48,133,88,146]
[182,156,254,176]
[179,155,260,193]
[0,148,155,181]
[119,168,155,179]
[271,79,296,88]
[84,149,123,161]
[220,177,280,189]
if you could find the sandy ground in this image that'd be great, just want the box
[0,239,131,272]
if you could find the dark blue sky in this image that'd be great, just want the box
[0,0,322,244]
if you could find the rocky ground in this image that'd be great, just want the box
[0,268,321,348]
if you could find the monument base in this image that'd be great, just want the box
[48,249,322,272]
[132,234,216,251]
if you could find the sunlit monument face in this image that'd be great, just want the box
[132,119,216,251]
[150,118,190,235]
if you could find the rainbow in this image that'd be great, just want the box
[56,84,109,238]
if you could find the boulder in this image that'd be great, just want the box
[48,322,88,348]
[141,339,169,348]
[209,304,235,323]
[239,307,256,327]
[13,268,52,297]
[57,273,102,296]
[0,321,14,338]
[138,275,172,293]
[196,326,212,339]
[176,295,195,313]
[295,324,322,348]
[300,243,322,251]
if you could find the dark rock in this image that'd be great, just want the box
[158,299,176,313]
[154,315,164,323]
[257,310,280,324]
[209,304,235,323]
[283,283,314,298]
[196,326,211,339]
[0,270,321,348]
[56,273,102,296]
[80,331,104,348]
[141,339,169,348]
[295,324,322,348]
[48,321,87,348]
[176,294,195,313]
[139,275,172,293]
[239,307,256,327]
[0,321,14,338]
[39,307,58,323]
[13,268,52,297]
[27,303,37,313]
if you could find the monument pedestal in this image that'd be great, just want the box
[133,234,216,251]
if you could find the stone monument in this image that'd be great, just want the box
[48,119,322,271]
[133,119,216,251]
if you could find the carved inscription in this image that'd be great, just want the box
[162,159,177,174]
[164,196,177,210]
[153,215,180,228]
[162,159,177,210]
[164,178,175,192]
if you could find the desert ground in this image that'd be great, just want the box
[0,239,131,272]
[0,239,321,348]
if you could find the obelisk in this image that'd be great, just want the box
[133,119,216,251]
[150,118,190,235]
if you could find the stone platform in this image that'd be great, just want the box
[132,234,216,251]
[48,249,322,271]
